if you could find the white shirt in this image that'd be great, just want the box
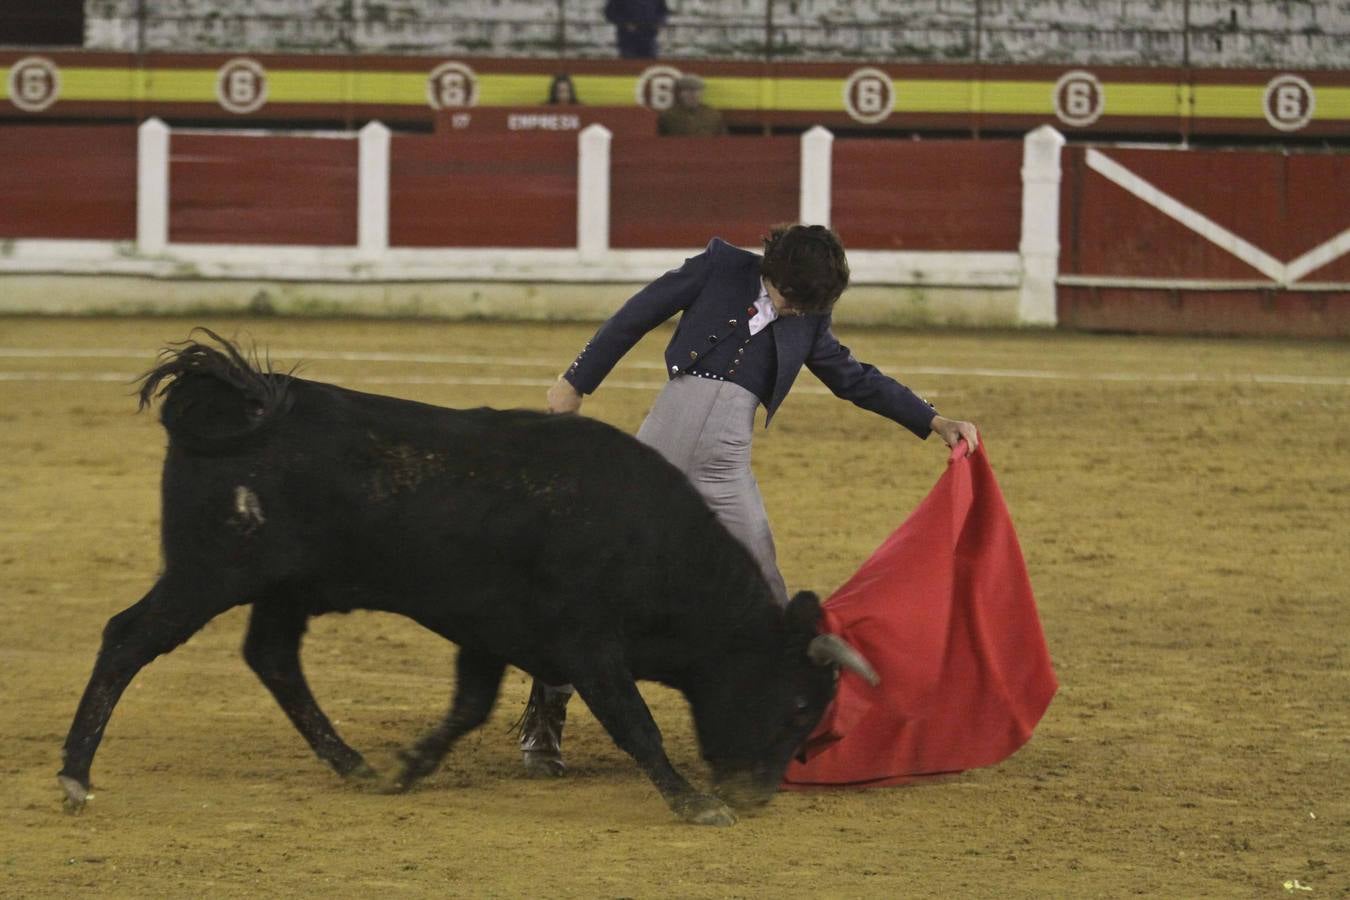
[748,279,779,336]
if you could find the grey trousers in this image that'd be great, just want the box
[636,375,790,607]
[535,377,788,702]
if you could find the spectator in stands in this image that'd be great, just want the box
[604,0,668,59]
[658,74,727,136]
[545,73,581,105]
[516,223,980,776]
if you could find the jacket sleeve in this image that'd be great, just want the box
[564,241,716,395]
[805,317,937,439]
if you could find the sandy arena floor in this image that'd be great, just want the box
[0,316,1346,898]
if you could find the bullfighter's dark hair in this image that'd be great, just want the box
[759,224,850,315]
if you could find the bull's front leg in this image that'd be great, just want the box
[571,662,736,826]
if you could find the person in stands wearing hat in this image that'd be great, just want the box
[514,224,980,776]
[658,74,727,136]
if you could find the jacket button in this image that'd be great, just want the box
[671,365,680,373]
[689,350,698,360]
[708,335,717,342]
[728,319,737,326]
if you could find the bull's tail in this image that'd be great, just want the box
[137,328,293,453]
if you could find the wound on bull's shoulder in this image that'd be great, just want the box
[232,485,265,533]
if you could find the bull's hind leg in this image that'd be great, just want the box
[390,647,506,791]
[242,601,374,780]
[570,659,736,826]
[58,574,244,812]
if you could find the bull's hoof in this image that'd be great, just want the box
[58,775,90,814]
[676,794,737,827]
[377,778,412,795]
[341,761,379,782]
[386,747,435,793]
[343,762,383,792]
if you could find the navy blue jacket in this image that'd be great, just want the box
[565,238,937,436]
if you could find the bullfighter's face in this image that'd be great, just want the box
[764,280,806,317]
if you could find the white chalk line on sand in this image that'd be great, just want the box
[0,369,643,389]
[0,347,1346,388]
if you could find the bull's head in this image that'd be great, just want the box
[692,591,877,810]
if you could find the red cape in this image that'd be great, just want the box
[784,442,1057,789]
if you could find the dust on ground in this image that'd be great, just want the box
[1,317,1346,898]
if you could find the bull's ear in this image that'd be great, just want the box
[784,590,822,636]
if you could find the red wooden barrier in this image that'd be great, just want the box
[609,136,798,249]
[169,133,358,246]
[389,134,577,248]
[832,139,1022,251]
[1056,286,1348,338]
[1058,145,1350,337]
[1062,147,1350,280]
[0,125,136,240]
[434,106,657,137]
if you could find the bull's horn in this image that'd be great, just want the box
[807,634,880,687]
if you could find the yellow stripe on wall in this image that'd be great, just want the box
[980,81,1055,115]
[566,75,638,106]
[1317,87,1350,120]
[5,61,1347,125]
[267,70,349,103]
[47,68,134,102]
[348,71,427,105]
[140,68,219,103]
[894,79,975,114]
[476,74,561,106]
[1192,85,1269,119]
[1104,83,1182,116]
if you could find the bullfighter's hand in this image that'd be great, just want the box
[929,414,979,456]
[547,376,583,414]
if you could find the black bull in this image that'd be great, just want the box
[58,333,877,825]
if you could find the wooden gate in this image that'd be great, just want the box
[1057,145,1350,338]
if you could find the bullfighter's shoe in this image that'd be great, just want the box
[519,680,571,777]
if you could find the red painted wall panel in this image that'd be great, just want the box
[1060,146,1350,281]
[832,140,1022,251]
[169,133,358,246]
[389,134,576,248]
[1058,287,1349,339]
[609,137,798,249]
[0,125,136,240]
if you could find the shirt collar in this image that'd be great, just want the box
[748,278,779,336]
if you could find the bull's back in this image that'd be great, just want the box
[157,375,760,650]
[218,381,715,582]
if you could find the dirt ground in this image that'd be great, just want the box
[0,315,1346,899]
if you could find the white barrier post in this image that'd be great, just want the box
[136,118,169,254]
[799,125,833,226]
[577,124,612,260]
[358,121,391,259]
[1018,124,1066,327]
